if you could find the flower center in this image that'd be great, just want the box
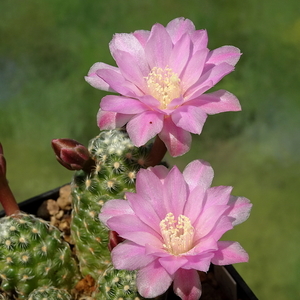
[160,212,194,255]
[146,67,181,109]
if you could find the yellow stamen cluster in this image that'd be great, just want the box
[160,212,194,255]
[146,67,181,109]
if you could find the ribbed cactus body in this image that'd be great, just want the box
[71,129,150,279]
[92,265,144,300]
[28,287,72,300]
[0,213,79,299]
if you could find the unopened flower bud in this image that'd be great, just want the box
[52,139,90,170]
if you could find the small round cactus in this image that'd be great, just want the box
[0,213,80,299]
[27,287,72,300]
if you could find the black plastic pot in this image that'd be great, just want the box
[0,186,258,300]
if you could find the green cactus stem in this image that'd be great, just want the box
[70,129,152,280]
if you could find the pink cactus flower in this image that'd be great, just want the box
[99,160,251,300]
[86,18,241,157]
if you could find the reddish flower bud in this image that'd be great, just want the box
[52,139,90,171]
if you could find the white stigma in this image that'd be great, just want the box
[146,67,181,109]
[160,212,194,255]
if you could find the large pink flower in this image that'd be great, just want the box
[86,18,242,157]
[99,160,251,300]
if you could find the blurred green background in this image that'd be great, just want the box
[1,0,300,299]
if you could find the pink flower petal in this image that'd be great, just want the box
[206,45,241,66]
[184,251,215,272]
[107,214,161,245]
[193,205,229,239]
[113,49,148,91]
[158,255,188,275]
[109,32,148,75]
[187,89,241,114]
[162,166,188,217]
[185,63,235,99]
[119,231,163,248]
[137,260,173,298]
[100,95,147,114]
[183,81,214,101]
[190,30,208,53]
[145,23,173,69]
[85,62,120,92]
[212,241,249,265]
[201,62,235,86]
[171,105,207,134]
[138,94,161,109]
[187,236,218,256]
[167,95,185,110]
[227,196,252,226]
[181,48,209,90]
[183,185,206,223]
[99,199,133,225]
[144,243,170,257]
[182,160,214,192]
[201,215,233,242]
[135,169,167,219]
[166,17,195,44]
[112,241,156,270]
[169,33,192,76]
[159,117,191,157]
[126,111,164,146]
[205,186,233,207]
[133,30,151,47]
[147,165,169,181]
[127,192,162,233]
[96,68,142,97]
[97,109,132,130]
[173,269,202,300]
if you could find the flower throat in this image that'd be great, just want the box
[146,67,181,109]
[160,212,194,255]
